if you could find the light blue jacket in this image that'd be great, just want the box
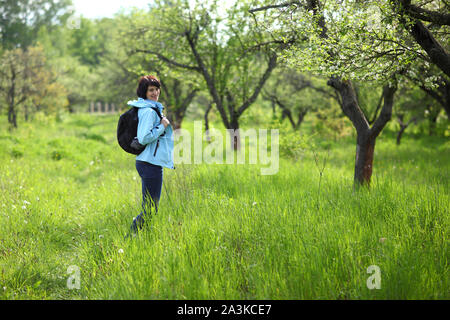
[127,98,174,169]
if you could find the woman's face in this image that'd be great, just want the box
[146,85,160,101]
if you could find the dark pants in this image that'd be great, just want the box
[130,160,163,232]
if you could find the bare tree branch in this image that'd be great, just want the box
[237,53,278,116]
[395,0,450,77]
[185,30,231,128]
[407,3,450,26]
[368,90,385,125]
[370,81,397,138]
[132,49,201,72]
[249,1,301,13]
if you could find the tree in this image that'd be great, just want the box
[29,67,69,119]
[273,1,449,117]
[109,52,201,129]
[391,0,450,78]
[0,45,57,128]
[393,85,426,144]
[94,12,202,127]
[160,76,200,129]
[36,16,132,112]
[263,70,312,131]
[0,0,72,49]
[389,1,450,119]
[263,68,341,131]
[66,16,111,67]
[250,0,400,186]
[127,0,286,149]
[402,63,449,118]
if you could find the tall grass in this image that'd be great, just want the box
[0,113,448,299]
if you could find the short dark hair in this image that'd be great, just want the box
[136,75,161,99]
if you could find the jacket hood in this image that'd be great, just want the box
[127,97,164,110]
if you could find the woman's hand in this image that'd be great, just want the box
[161,117,170,128]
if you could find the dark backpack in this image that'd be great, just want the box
[117,106,163,155]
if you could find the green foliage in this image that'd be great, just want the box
[313,103,354,141]
[0,4,448,302]
[119,0,281,130]
[251,0,448,87]
[66,17,107,67]
[0,44,68,127]
[0,0,72,49]
[285,1,418,82]
[271,118,310,160]
[33,14,135,111]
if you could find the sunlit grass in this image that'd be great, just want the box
[0,113,448,299]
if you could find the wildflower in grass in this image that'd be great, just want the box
[252,202,257,206]
[21,206,27,210]
[23,200,31,205]
[118,249,124,254]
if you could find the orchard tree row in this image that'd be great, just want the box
[0,0,448,186]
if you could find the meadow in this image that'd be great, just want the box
[0,112,448,299]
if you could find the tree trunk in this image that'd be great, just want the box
[355,134,376,186]
[306,0,397,186]
[171,108,183,130]
[443,82,450,119]
[162,80,198,130]
[328,78,397,186]
[282,108,296,129]
[397,126,406,145]
[396,115,417,145]
[429,115,437,136]
[24,104,29,121]
[229,116,241,151]
[8,103,17,128]
[204,102,212,142]
[7,67,17,128]
[7,85,17,128]
[294,109,308,130]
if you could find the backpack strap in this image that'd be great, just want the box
[150,106,163,120]
[150,106,166,137]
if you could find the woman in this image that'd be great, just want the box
[127,75,174,234]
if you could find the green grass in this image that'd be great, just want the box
[0,113,448,299]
